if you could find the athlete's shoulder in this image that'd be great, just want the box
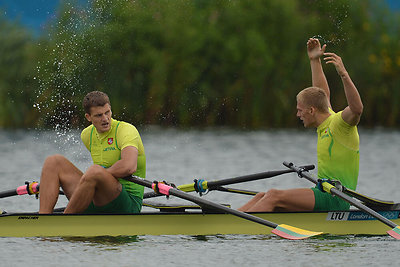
[331,110,353,128]
[117,119,134,127]
[81,124,94,150]
[117,120,139,134]
[81,124,94,139]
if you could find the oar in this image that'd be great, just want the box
[0,182,65,199]
[0,182,39,198]
[143,165,315,199]
[283,161,400,240]
[211,186,258,195]
[342,187,394,207]
[124,176,322,240]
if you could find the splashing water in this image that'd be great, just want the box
[32,1,113,153]
[312,1,351,46]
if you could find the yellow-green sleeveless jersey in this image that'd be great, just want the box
[81,118,146,199]
[317,109,359,190]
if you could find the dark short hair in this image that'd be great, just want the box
[82,91,111,114]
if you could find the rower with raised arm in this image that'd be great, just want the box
[238,38,363,212]
[39,91,146,214]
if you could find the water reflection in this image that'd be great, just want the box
[307,235,357,252]
[190,234,228,241]
[39,235,140,245]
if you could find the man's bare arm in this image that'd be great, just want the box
[107,146,138,178]
[324,52,363,126]
[307,38,331,108]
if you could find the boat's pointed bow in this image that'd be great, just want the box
[271,224,323,240]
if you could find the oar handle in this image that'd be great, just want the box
[17,182,40,195]
[0,182,39,199]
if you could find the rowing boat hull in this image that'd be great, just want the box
[1,209,399,237]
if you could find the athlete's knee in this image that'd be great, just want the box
[264,189,285,210]
[254,192,266,199]
[81,165,106,184]
[42,154,68,177]
[44,154,65,164]
[265,188,282,198]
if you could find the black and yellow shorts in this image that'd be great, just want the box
[312,187,350,211]
[84,185,142,214]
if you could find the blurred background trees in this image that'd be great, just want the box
[0,0,399,129]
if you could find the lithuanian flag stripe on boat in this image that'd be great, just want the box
[272,224,323,240]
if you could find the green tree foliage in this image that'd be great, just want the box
[0,14,41,127]
[1,0,400,129]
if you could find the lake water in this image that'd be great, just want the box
[1,127,400,266]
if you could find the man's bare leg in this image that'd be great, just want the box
[238,192,266,212]
[39,154,83,214]
[238,188,315,212]
[63,165,122,214]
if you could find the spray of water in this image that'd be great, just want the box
[312,1,350,46]
[32,1,118,153]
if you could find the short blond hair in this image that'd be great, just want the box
[297,87,329,113]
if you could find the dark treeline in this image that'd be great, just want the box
[0,0,399,129]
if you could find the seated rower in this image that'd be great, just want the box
[238,38,363,212]
[39,91,146,214]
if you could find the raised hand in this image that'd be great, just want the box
[323,52,347,77]
[307,38,326,60]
